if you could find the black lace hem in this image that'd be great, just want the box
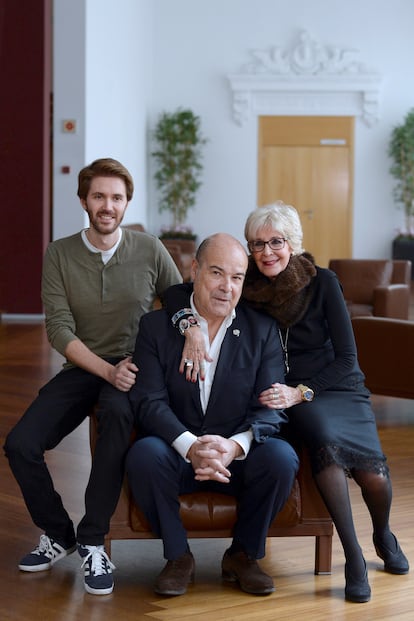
[313,444,389,478]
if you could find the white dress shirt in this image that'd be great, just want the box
[172,294,253,461]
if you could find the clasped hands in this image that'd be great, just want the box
[187,435,242,483]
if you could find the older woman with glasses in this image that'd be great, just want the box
[163,201,409,604]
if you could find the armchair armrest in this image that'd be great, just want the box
[352,316,414,399]
[374,284,410,319]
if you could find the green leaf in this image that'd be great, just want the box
[389,108,414,220]
[152,108,207,229]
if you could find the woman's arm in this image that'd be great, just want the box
[162,283,211,381]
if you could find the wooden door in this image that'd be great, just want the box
[258,116,354,267]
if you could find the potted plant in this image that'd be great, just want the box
[389,108,414,278]
[152,108,207,242]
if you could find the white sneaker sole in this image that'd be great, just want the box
[85,583,114,595]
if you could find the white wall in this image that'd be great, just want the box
[85,0,153,227]
[149,0,414,258]
[53,0,153,238]
[53,0,414,258]
[53,0,86,238]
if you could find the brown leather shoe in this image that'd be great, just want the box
[154,552,195,596]
[221,549,275,595]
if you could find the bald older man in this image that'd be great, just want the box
[126,233,298,596]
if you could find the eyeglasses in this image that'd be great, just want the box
[247,237,287,253]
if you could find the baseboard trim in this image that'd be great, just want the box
[0,314,45,323]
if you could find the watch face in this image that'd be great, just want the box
[298,384,314,402]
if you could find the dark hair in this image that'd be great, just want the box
[77,158,134,201]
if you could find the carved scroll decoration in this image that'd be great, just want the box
[228,30,383,127]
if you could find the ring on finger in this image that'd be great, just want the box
[184,358,194,368]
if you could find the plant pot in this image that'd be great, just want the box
[392,237,414,279]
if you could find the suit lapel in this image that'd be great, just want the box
[206,316,243,413]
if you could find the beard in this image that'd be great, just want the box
[86,206,126,235]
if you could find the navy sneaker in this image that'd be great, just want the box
[79,545,115,595]
[19,534,76,572]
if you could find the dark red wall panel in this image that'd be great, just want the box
[0,0,51,314]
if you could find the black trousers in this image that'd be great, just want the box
[126,435,299,560]
[4,363,134,547]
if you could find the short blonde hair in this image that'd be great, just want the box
[244,201,304,255]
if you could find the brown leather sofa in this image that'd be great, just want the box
[89,418,333,574]
[352,316,414,399]
[329,259,411,319]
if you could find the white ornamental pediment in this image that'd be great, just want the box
[227,30,383,127]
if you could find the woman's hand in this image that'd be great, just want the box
[180,326,212,382]
[259,382,302,409]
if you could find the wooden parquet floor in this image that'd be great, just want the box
[0,321,413,621]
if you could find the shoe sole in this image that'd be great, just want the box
[383,565,409,575]
[85,584,114,595]
[222,571,275,595]
[18,545,77,572]
[154,587,187,596]
[154,572,194,596]
[345,593,371,603]
[18,562,52,573]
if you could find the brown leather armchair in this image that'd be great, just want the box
[329,259,412,319]
[89,417,333,574]
[352,316,414,399]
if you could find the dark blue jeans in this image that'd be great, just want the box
[4,363,134,547]
[126,435,299,560]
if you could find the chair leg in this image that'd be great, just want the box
[314,535,332,575]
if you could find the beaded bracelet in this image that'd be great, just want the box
[171,307,193,326]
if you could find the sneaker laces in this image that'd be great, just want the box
[81,546,115,576]
[31,534,55,559]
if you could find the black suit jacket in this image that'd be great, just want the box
[129,303,287,444]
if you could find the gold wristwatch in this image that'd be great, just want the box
[297,384,314,402]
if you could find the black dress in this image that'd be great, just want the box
[277,266,388,476]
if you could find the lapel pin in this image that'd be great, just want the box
[233,329,240,337]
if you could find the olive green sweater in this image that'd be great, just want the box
[41,229,182,366]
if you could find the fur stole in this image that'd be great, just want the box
[242,252,317,329]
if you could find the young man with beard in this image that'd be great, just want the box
[4,158,182,595]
